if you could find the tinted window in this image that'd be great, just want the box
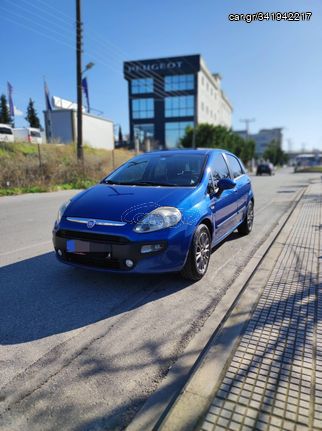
[132,98,154,119]
[212,154,230,181]
[31,131,41,137]
[131,78,153,94]
[226,154,243,178]
[165,121,193,148]
[0,127,12,134]
[165,74,194,91]
[106,154,206,187]
[165,96,194,117]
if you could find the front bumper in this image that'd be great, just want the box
[53,219,193,274]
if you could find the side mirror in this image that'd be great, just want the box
[217,178,236,190]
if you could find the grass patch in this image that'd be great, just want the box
[0,142,134,196]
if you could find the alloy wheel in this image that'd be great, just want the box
[195,231,210,274]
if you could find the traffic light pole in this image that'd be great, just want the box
[76,0,83,162]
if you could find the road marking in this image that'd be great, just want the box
[0,241,52,257]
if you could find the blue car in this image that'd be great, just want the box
[53,149,254,280]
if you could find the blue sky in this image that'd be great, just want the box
[1,0,322,151]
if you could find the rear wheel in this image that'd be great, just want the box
[238,200,254,235]
[181,224,211,281]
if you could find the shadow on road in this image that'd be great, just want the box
[0,252,190,345]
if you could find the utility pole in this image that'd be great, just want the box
[240,118,256,137]
[192,92,198,149]
[76,0,83,162]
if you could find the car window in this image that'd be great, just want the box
[226,154,243,178]
[212,153,230,181]
[30,131,41,137]
[114,159,149,182]
[0,127,12,135]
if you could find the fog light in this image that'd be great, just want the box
[125,259,134,268]
[57,249,63,256]
[141,244,163,254]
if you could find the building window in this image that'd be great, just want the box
[131,78,153,94]
[165,121,193,148]
[133,124,154,141]
[165,96,194,117]
[201,102,204,111]
[132,98,154,119]
[201,76,204,86]
[164,74,194,91]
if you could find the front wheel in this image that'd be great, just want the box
[238,201,254,236]
[181,224,211,281]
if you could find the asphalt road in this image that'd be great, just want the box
[0,169,318,430]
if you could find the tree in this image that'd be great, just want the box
[180,123,255,164]
[118,125,123,144]
[0,94,13,126]
[263,140,288,165]
[25,98,41,129]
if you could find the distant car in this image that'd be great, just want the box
[0,123,14,143]
[13,127,42,144]
[53,149,254,281]
[256,163,273,176]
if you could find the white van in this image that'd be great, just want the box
[13,127,43,144]
[0,123,14,143]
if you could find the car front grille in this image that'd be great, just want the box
[64,252,123,269]
[56,229,129,244]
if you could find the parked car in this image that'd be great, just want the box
[13,127,42,144]
[256,163,273,176]
[0,123,14,143]
[53,149,254,280]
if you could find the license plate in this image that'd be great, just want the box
[66,239,111,253]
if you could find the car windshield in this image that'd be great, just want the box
[104,153,207,187]
[0,127,12,135]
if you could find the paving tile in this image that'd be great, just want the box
[201,421,214,431]
[198,185,322,431]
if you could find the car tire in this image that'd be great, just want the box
[181,224,211,281]
[238,200,254,236]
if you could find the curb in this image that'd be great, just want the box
[127,186,306,431]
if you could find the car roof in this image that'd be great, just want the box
[142,149,235,157]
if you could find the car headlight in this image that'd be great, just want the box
[133,206,182,233]
[56,200,71,224]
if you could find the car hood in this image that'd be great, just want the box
[65,183,195,222]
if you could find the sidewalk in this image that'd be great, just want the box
[160,182,322,431]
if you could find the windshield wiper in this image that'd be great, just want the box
[133,181,176,186]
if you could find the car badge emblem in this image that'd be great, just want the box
[87,219,96,229]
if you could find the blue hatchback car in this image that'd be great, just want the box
[53,149,254,280]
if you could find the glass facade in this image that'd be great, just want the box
[133,124,154,142]
[132,98,154,119]
[165,121,193,148]
[164,74,194,91]
[165,96,194,118]
[131,78,153,94]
